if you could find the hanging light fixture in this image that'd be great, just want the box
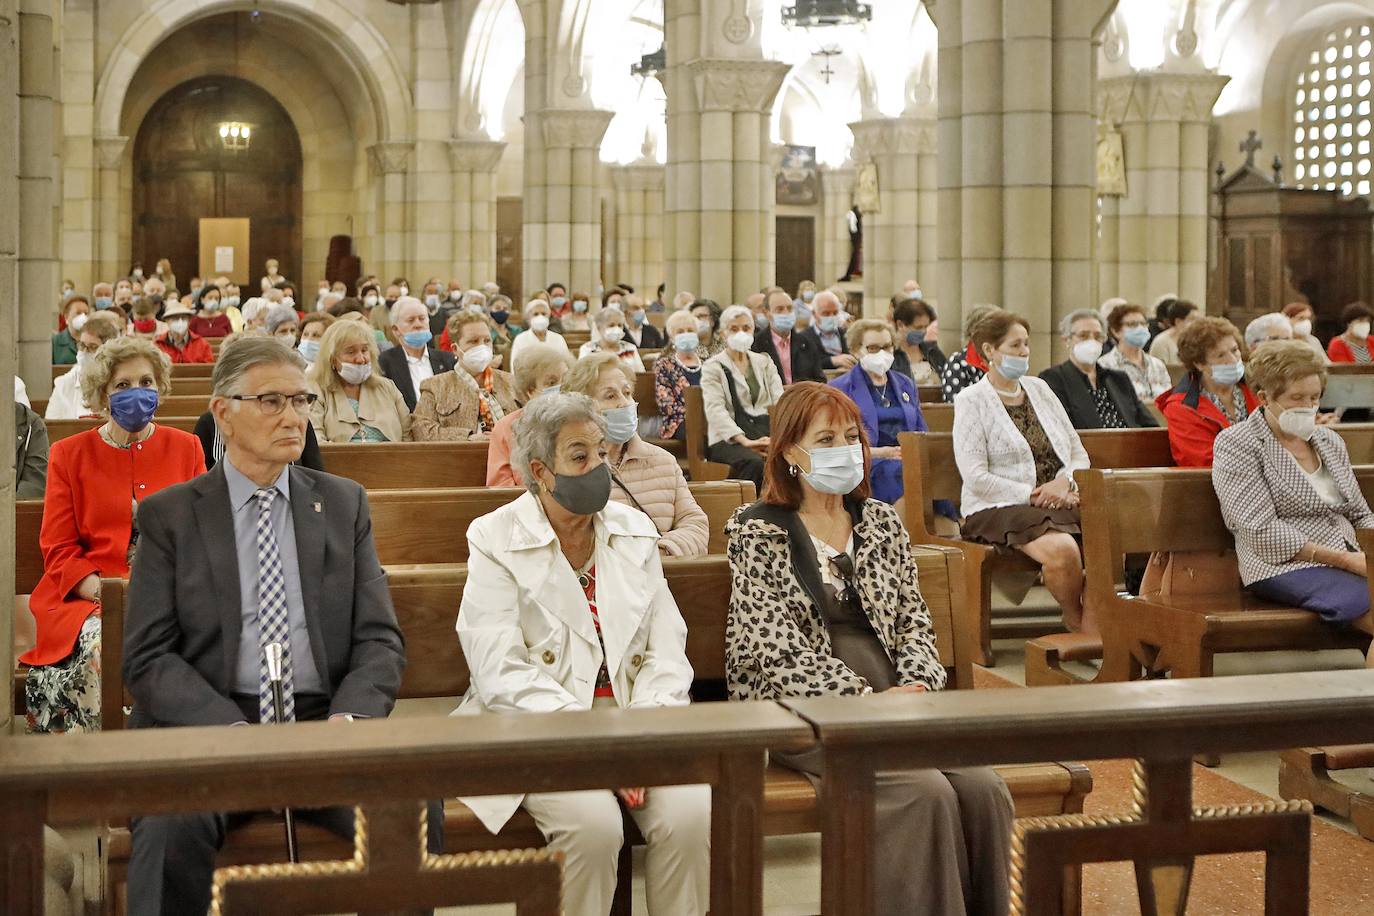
[630,45,666,80]
[218,121,252,152]
[781,0,872,29]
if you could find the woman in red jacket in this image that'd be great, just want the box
[1156,316,1260,467]
[1327,301,1374,363]
[21,337,205,733]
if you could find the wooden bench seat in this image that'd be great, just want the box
[43,416,200,442]
[94,551,1091,915]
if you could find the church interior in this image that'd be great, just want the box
[4,1,1374,914]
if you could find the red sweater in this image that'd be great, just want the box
[1327,335,1374,363]
[21,425,206,666]
[1155,377,1261,468]
[154,331,214,364]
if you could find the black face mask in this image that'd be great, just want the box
[547,462,611,516]
[385,298,397,309]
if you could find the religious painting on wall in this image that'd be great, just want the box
[776,145,819,205]
[1097,129,1128,197]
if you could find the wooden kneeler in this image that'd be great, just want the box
[1278,746,1374,841]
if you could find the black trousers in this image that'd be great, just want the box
[126,694,444,916]
[706,441,764,489]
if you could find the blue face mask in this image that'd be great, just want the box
[1210,360,1245,386]
[403,329,433,349]
[996,353,1030,381]
[906,330,925,347]
[490,310,509,325]
[818,315,839,334]
[630,309,646,326]
[755,312,770,330]
[603,403,638,444]
[95,297,113,310]
[298,339,321,363]
[1122,326,1151,349]
[108,387,158,433]
[673,331,700,353]
[772,311,797,334]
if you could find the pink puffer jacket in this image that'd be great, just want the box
[609,437,709,557]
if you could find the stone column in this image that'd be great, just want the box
[1097,72,1229,308]
[820,163,856,290]
[449,139,505,286]
[663,0,790,305]
[522,108,612,296]
[93,136,126,285]
[368,141,415,283]
[18,0,57,393]
[59,0,95,293]
[1,0,21,727]
[611,163,665,295]
[932,0,1112,366]
[849,116,938,309]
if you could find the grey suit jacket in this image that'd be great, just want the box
[123,462,406,727]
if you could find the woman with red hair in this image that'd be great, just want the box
[723,382,1012,916]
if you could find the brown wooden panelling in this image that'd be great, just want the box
[775,216,815,299]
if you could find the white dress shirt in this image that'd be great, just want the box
[405,346,435,398]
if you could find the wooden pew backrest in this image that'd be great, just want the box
[45,416,199,442]
[684,386,729,481]
[319,441,490,489]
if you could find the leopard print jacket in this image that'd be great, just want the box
[724,498,948,701]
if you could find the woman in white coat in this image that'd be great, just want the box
[952,309,1094,633]
[453,391,710,916]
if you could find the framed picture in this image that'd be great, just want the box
[776,145,819,206]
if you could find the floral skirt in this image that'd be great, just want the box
[25,614,102,734]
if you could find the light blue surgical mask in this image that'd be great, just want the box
[755,313,770,331]
[802,290,815,302]
[95,296,113,310]
[771,311,796,334]
[1210,361,1245,386]
[298,339,321,363]
[541,384,562,399]
[603,403,638,444]
[996,353,1030,381]
[818,315,839,334]
[1122,326,1151,349]
[402,329,433,349]
[673,331,700,353]
[801,443,864,496]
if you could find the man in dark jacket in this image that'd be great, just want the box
[1040,308,1158,429]
[753,289,841,384]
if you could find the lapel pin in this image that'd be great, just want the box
[902,391,911,402]
[313,501,322,513]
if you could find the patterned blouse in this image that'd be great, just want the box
[1201,386,1249,425]
[1089,381,1127,429]
[1097,346,1171,401]
[1003,399,1062,487]
[940,350,985,403]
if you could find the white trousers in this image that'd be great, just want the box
[521,783,711,916]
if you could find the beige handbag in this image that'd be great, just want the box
[1138,550,1241,598]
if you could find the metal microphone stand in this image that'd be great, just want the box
[265,642,300,863]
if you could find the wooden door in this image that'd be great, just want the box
[133,77,302,288]
[497,197,523,303]
[775,216,815,297]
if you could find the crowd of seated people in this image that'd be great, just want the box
[25,260,1374,914]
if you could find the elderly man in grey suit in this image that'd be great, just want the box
[122,337,437,916]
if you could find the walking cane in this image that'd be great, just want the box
[265,642,300,863]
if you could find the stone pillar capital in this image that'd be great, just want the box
[611,163,665,192]
[685,58,791,113]
[93,136,129,170]
[448,138,506,173]
[530,109,615,150]
[1098,72,1230,126]
[848,116,937,157]
[368,141,415,176]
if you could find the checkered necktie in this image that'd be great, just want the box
[254,488,295,723]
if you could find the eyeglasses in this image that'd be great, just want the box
[828,551,857,602]
[229,392,318,415]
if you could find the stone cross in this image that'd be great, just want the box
[1240,130,1263,168]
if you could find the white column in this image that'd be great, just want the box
[93,136,126,284]
[368,141,415,283]
[820,163,856,289]
[849,116,937,308]
[18,0,57,392]
[59,0,96,293]
[522,108,613,295]
[449,139,505,286]
[611,163,665,296]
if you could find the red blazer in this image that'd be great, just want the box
[1156,375,1261,468]
[21,425,206,666]
[154,332,214,364]
[1327,335,1374,363]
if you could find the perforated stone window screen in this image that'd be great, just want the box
[1292,21,1374,198]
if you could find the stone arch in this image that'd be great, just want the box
[93,0,411,145]
[459,0,527,138]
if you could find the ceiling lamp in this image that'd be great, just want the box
[782,0,872,29]
[218,121,251,152]
[631,45,666,80]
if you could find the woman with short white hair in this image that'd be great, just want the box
[700,304,785,488]
[509,298,571,371]
[577,306,646,371]
[1244,312,1294,351]
[455,391,710,914]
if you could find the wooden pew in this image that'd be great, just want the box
[1034,466,1374,687]
[48,362,216,383]
[901,428,1178,667]
[44,416,200,442]
[369,481,755,566]
[634,371,685,458]
[918,385,943,403]
[32,394,210,419]
[922,401,953,432]
[94,549,1091,915]
[684,386,731,481]
[318,441,490,488]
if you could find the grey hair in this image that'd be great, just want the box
[719,304,753,329]
[963,304,1000,338]
[264,303,299,334]
[1058,309,1104,339]
[512,391,608,494]
[212,336,307,397]
[1245,312,1292,348]
[592,306,624,330]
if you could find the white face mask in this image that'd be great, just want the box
[1293,319,1313,337]
[860,350,894,377]
[168,319,189,335]
[282,296,295,309]
[1071,339,1103,366]
[528,314,550,333]
[1353,321,1372,339]
[68,312,88,333]
[364,294,379,308]
[75,350,91,371]
[461,344,493,374]
[1276,405,1318,441]
[800,443,865,496]
[696,318,712,336]
[726,330,754,352]
[337,361,371,385]
[601,325,624,343]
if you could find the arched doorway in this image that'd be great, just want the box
[132,76,302,287]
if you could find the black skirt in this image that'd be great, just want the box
[960,505,1081,548]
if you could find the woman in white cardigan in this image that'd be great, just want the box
[453,391,709,915]
[700,304,785,489]
[952,309,1094,632]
